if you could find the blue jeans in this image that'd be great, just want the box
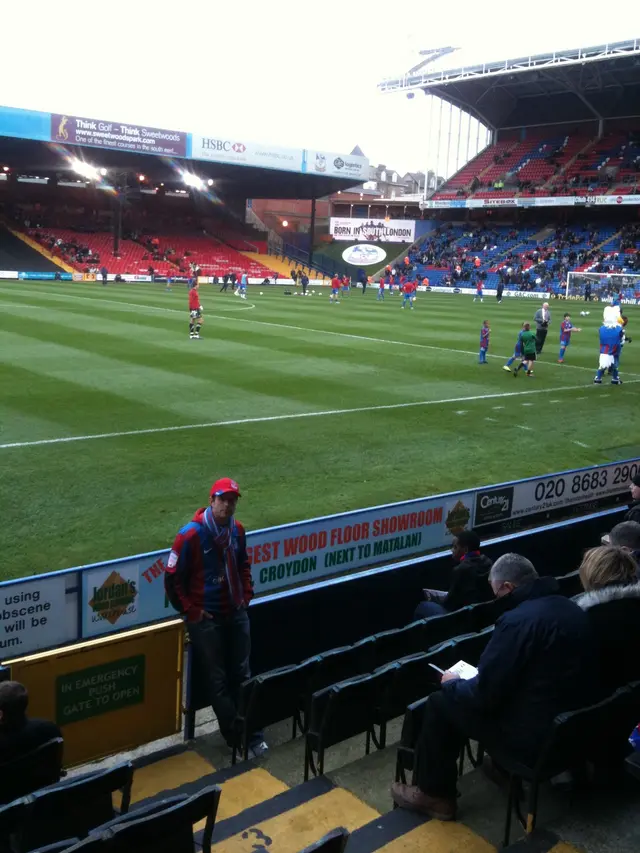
[188,608,261,747]
[414,600,447,620]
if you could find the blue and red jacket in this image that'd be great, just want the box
[166,508,253,621]
[480,326,490,348]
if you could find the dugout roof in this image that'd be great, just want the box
[379,40,640,129]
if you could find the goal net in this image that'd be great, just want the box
[566,271,640,302]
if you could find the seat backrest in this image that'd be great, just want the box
[424,608,474,649]
[0,798,28,844]
[309,638,376,696]
[373,621,426,668]
[451,627,494,667]
[555,570,583,598]
[104,785,221,853]
[20,762,134,850]
[28,840,82,853]
[375,653,434,722]
[244,658,319,731]
[467,598,504,631]
[310,669,392,749]
[400,695,430,751]
[297,827,350,853]
[0,738,64,805]
[545,684,639,775]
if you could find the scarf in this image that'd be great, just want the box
[203,506,244,608]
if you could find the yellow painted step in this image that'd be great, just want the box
[129,751,215,805]
[211,787,378,853]
[241,252,324,280]
[195,768,289,828]
[377,820,496,853]
[9,228,75,273]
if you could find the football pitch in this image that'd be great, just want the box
[1,280,639,582]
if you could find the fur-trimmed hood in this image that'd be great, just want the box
[575,582,640,611]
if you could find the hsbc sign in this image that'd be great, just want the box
[193,135,303,172]
[201,138,246,153]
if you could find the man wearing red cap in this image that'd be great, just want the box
[165,478,267,758]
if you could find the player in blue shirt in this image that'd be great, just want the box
[558,312,581,363]
[503,323,526,371]
[594,323,623,385]
[479,320,490,364]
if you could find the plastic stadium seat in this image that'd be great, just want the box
[555,570,583,598]
[395,695,429,785]
[306,637,376,700]
[423,607,475,649]
[450,626,494,666]
[372,620,427,668]
[0,737,64,805]
[233,657,319,763]
[12,762,133,852]
[297,827,350,853]
[90,786,221,853]
[304,667,396,779]
[490,681,640,846]
[0,799,28,850]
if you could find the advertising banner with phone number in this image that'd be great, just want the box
[474,459,639,527]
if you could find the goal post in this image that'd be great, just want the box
[566,271,640,302]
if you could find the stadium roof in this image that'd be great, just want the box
[379,39,640,129]
[0,106,368,199]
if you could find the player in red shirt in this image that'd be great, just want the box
[401,281,414,310]
[189,283,203,339]
[330,275,341,304]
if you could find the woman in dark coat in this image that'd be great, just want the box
[575,545,640,695]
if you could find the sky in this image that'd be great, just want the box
[3,2,639,175]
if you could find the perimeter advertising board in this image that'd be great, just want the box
[474,459,639,529]
[304,149,369,181]
[2,459,636,658]
[330,218,416,243]
[50,114,187,157]
[191,135,303,172]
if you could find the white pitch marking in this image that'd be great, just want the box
[4,381,637,452]
[573,441,590,448]
[517,426,534,431]
[485,417,498,422]
[549,399,561,403]
[575,396,588,400]
[455,410,468,415]
[521,402,533,406]
[492,406,505,410]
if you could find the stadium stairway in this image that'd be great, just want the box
[241,252,322,280]
[75,723,604,853]
[6,226,75,272]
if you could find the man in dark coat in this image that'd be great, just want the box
[392,553,596,821]
[415,530,493,617]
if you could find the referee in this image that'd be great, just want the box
[533,302,551,354]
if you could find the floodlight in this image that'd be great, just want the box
[182,172,204,190]
[207,178,214,186]
[138,174,145,182]
[71,159,100,181]
[282,220,289,227]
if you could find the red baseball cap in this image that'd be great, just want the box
[211,477,241,498]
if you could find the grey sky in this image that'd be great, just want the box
[3,2,638,175]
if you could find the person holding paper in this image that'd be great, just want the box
[415,530,493,619]
[392,553,596,821]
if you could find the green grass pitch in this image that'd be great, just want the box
[0,280,638,582]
